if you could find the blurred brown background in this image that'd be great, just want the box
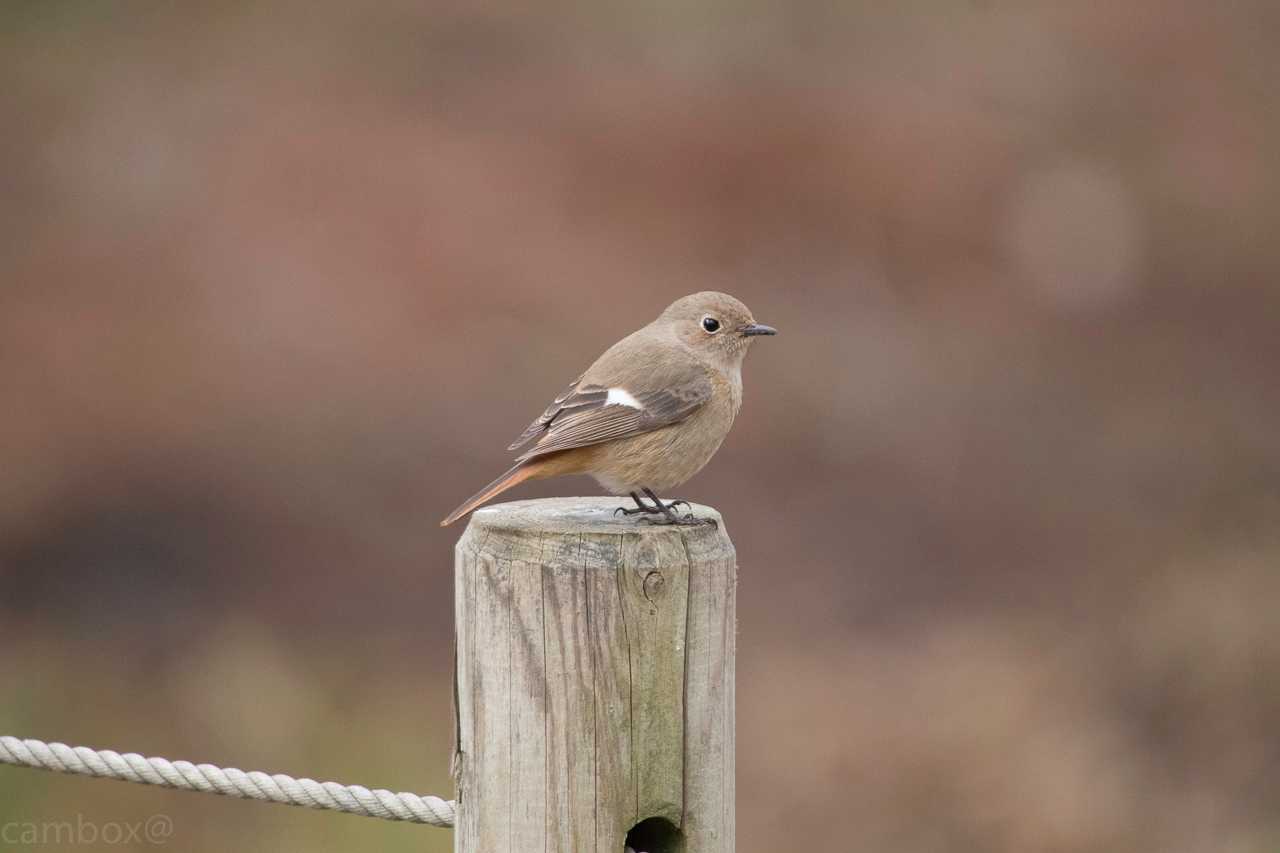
[2,1,1279,851]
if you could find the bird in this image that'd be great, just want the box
[440,291,776,527]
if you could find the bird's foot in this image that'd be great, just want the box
[615,490,666,517]
[625,489,716,527]
[625,501,691,517]
[614,505,660,517]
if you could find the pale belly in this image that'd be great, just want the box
[588,385,740,494]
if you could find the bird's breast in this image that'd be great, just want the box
[589,371,740,494]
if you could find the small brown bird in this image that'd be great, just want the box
[441,292,776,526]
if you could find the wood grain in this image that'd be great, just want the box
[453,497,736,853]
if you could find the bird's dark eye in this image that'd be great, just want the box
[701,316,721,334]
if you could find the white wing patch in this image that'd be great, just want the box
[606,387,643,410]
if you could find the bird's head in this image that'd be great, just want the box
[659,291,776,367]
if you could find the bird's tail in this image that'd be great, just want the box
[440,461,541,527]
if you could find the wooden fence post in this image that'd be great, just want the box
[453,497,736,853]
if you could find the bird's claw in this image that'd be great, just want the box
[622,490,712,527]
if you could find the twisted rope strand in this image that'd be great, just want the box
[0,736,456,828]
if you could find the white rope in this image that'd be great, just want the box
[0,736,456,828]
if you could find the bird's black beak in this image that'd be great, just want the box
[739,323,777,337]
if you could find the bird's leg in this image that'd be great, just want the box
[642,488,692,516]
[614,491,665,517]
[639,488,713,527]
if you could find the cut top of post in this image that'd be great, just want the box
[461,496,730,557]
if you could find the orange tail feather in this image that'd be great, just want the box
[440,462,541,527]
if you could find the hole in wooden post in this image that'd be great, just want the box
[625,817,684,853]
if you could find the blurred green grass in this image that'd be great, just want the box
[0,626,455,853]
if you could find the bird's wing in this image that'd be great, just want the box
[508,373,589,451]
[511,363,712,462]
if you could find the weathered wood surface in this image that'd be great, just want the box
[453,497,736,853]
